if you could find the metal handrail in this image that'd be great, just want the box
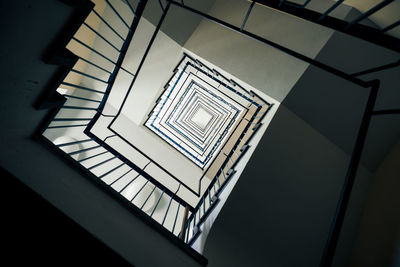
[42,0,193,232]
[40,0,237,242]
[165,1,398,265]
[38,0,399,262]
[252,0,400,53]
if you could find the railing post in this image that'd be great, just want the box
[180,204,190,241]
[320,79,380,267]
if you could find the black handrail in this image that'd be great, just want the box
[168,0,370,88]
[320,80,380,267]
[37,0,398,264]
[252,0,400,52]
[165,1,397,265]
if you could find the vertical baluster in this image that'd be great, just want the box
[162,194,174,226]
[71,37,117,65]
[150,189,165,217]
[123,0,137,17]
[77,56,112,75]
[82,22,121,52]
[382,20,400,33]
[228,155,234,167]
[68,145,102,156]
[221,168,226,181]
[56,138,92,147]
[109,169,132,187]
[105,0,131,29]
[78,151,108,163]
[344,0,395,30]
[217,172,221,188]
[99,161,126,179]
[172,202,181,234]
[302,0,312,8]
[241,1,255,31]
[130,177,150,202]
[140,185,157,210]
[87,156,117,170]
[48,124,88,129]
[92,9,125,41]
[317,0,345,21]
[185,217,191,243]
[158,0,165,11]
[118,173,140,193]
[208,188,211,206]
[180,205,190,240]
[203,196,206,216]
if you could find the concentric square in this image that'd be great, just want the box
[184,102,218,136]
[172,87,231,144]
[144,56,249,169]
[174,98,220,143]
[187,105,212,130]
[85,50,270,201]
[165,80,237,152]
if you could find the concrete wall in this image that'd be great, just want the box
[338,0,400,38]
[203,105,372,267]
[200,3,399,266]
[351,141,400,267]
[141,0,216,46]
[283,24,400,172]
[191,100,280,254]
[184,0,352,102]
[118,18,183,124]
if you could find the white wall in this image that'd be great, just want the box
[183,0,352,102]
[118,18,183,124]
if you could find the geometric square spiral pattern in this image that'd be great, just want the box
[145,55,253,169]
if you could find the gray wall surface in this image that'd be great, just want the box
[351,141,400,267]
[201,4,399,266]
[184,0,352,102]
[141,0,216,46]
[180,1,399,266]
[283,29,400,171]
[203,105,372,267]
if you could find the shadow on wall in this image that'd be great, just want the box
[351,140,400,267]
[282,28,400,172]
[202,104,372,267]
